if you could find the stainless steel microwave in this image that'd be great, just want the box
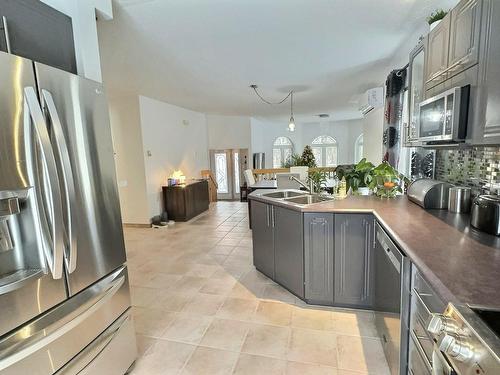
[418,86,470,143]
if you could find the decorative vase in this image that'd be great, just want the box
[358,187,371,196]
[429,19,441,31]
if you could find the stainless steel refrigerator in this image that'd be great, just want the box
[0,51,136,374]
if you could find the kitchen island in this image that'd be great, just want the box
[249,189,500,375]
[249,189,500,309]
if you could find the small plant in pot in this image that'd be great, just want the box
[368,161,408,198]
[427,9,448,31]
[338,158,375,195]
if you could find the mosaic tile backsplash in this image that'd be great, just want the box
[434,146,500,195]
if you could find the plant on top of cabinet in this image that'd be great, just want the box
[427,9,448,30]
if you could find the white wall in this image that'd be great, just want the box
[206,115,251,153]
[40,0,112,82]
[139,96,209,219]
[108,94,150,224]
[250,117,363,167]
[362,107,384,164]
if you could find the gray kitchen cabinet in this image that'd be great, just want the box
[477,0,500,143]
[304,213,334,305]
[425,14,451,89]
[274,207,304,298]
[447,0,482,78]
[334,214,375,308]
[0,0,77,73]
[250,200,274,279]
[405,37,426,146]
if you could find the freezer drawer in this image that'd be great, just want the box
[0,266,133,375]
[56,309,136,375]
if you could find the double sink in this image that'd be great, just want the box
[260,190,334,206]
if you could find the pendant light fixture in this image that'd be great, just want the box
[250,85,296,132]
[288,91,295,132]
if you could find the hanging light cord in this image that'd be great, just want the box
[250,85,293,105]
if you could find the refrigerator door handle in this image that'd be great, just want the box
[41,89,78,274]
[24,87,65,279]
[0,268,125,371]
[1,16,12,54]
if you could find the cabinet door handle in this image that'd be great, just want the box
[373,219,376,248]
[2,16,12,54]
[266,205,270,227]
[271,206,275,228]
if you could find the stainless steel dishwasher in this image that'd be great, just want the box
[374,222,410,375]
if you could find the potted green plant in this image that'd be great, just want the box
[282,153,302,168]
[307,170,327,193]
[337,158,375,195]
[368,161,408,198]
[427,9,448,31]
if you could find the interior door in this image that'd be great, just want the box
[210,149,248,200]
[210,150,233,200]
[34,62,127,296]
[0,51,67,337]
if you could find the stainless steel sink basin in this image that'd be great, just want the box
[262,191,305,199]
[285,195,334,205]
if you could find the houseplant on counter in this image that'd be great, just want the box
[368,161,409,198]
[307,170,328,194]
[336,158,375,195]
[427,9,448,31]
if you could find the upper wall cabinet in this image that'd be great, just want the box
[447,0,482,77]
[425,14,451,89]
[424,0,483,92]
[0,0,77,74]
[404,37,426,147]
[477,0,500,143]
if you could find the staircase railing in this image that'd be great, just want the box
[252,167,337,181]
[201,170,218,202]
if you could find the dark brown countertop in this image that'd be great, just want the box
[249,192,500,308]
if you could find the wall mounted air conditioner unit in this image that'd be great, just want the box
[359,87,384,116]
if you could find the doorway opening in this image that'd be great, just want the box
[209,149,249,200]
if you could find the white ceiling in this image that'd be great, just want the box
[98,0,457,121]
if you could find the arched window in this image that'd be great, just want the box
[311,135,338,167]
[272,136,293,168]
[354,134,364,163]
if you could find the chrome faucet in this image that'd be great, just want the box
[289,175,314,193]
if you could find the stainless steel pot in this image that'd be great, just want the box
[448,187,471,213]
[471,195,500,235]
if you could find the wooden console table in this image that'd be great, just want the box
[162,180,209,221]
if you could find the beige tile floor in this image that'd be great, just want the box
[125,201,390,375]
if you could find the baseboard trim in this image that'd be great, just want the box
[123,223,151,228]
